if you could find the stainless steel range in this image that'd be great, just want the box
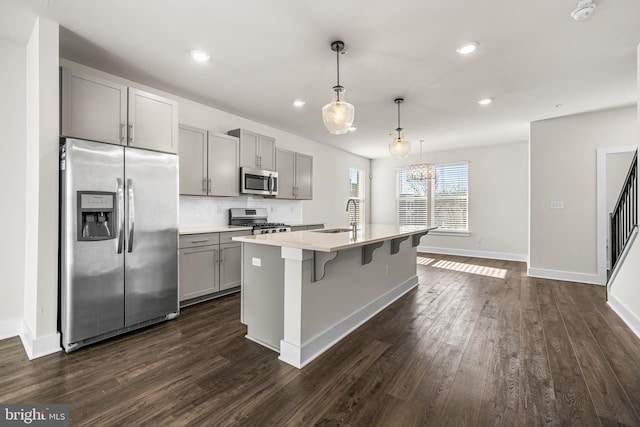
[229,208,291,235]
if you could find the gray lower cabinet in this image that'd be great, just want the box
[179,125,240,196]
[275,148,313,200]
[179,245,219,300]
[61,66,178,154]
[179,230,249,305]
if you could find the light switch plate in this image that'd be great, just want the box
[550,201,565,209]
[251,257,261,267]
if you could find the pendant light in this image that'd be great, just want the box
[389,98,411,159]
[408,140,435,181]
[322,41,355,135]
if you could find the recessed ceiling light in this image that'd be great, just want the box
[348,126,357,132]
[477,97,494,105]
[292,99,306,107]
[456,42,479,55]
[190,50,211,63]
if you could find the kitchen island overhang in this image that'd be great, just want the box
[233,224,436,369]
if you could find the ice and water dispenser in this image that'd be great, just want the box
[77,191,116,240]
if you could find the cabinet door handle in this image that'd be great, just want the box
[119,122,125,143]
[219,248,224,264]
[256,155,259,167]
[128,123,134,144]
[207,178,212,193]
[191,239,210,243]
[202,178,207,193]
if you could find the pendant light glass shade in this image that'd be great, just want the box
[322,41,355,135]
[389,98,411,159]
[389,135,411,158]
[408,140,434,180]
[322,87,355,135]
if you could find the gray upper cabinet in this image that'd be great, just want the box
[275,149,295,199]
[228,129,275,170]
[275,148,313,200]
[294,152,313,200]
[128,88,178,154]
[60,66,178,154]
[179,124,239,197]
[178,125,207,195]
[208,133,240,196]
[61,67,127,145]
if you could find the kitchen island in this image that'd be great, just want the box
[233,224,436,368]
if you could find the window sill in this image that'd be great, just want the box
[428,229,470,237]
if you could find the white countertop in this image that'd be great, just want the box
[179,225,252,235]
[232,224,437,252]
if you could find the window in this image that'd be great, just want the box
[348,168,365,227]
[396,162,468,232]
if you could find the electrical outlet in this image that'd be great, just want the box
[550,201,565,209]
[251,257,261,267]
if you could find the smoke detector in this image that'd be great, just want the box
[571,0,597,21]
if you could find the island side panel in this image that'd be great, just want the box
[280,238,418,368]
[241,242,285,351]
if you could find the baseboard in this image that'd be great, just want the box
[417,246,528,262]
[19,320,61,360]
[527,267,602,286]
[0,318,21,341]
[608,293,640,339]
[279,276,419,369]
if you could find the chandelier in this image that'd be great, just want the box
[408,140,434,181]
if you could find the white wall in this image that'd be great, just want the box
[607,43,640,339]
[529,106,638,284]
[0,36,26,338]
[371,141,529,260]
[22,18,60,358]
[607,152,636,213]
[61,60,372,229]
[609,231,640,338]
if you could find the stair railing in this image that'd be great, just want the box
[610,150,638,272]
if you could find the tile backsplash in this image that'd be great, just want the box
[179,196,303,228]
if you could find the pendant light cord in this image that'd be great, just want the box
[336,49,340,88]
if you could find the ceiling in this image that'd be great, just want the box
[3,0,640,159]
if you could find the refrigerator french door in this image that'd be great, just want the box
[60,138,178,352]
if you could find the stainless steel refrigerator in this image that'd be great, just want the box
[60,138,178,352]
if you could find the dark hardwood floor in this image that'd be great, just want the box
[2,253,640,426]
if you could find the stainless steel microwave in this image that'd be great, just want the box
[240,167,278,196]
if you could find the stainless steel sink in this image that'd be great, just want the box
[312,228,353,233]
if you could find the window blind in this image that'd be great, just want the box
[396,162,468,231]
[433,163,468,230]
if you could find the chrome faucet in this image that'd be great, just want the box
[345,199,358,235]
